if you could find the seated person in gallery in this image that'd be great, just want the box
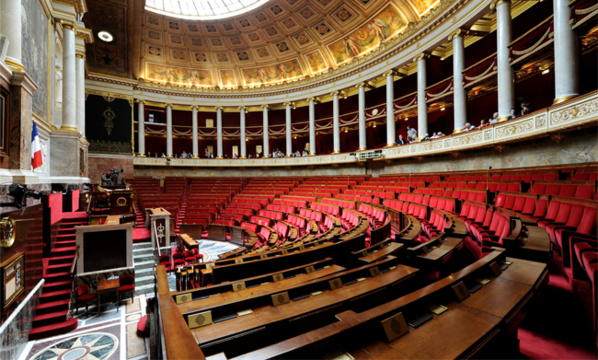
[161,153,166,157]
[463,122,475,131]
[478,119,488,128]
[181,151,188,158]
[490,112,499,124]
[397,134,406,145]
[508,109,518,119]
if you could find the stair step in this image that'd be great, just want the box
[134,260,156,268]
[40,288,71,303]
[43,272,71,283]
[48,255,75,265]
[51,247,76,256]
[135,275,155,287]
[32,310,68,327]
[46,263,71,274]
[35,299,70,315]
[29,318,78,341]
[43,280,71,291]
[54,240,76,248]
[134,284,156,296]
[135,267,156,277]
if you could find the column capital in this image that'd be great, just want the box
[413,53,430,63]
[135,99,146,105]
[261,104,270,110]
[490,0,510,11]
[238,106,247,111]
[330,90,339,97]
[383,70,396,78]
[62,21,76,31]
[75,52,86,59]
[448,28,468,41]
[355,82,373,90]
[191,105,200,111]
[165,103,173,108]
[283,102,293,107]
[307,97,320,104]
[215,106,224,111]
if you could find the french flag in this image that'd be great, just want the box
[31,122,43,170]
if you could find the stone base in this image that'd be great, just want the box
[50,131,85,178]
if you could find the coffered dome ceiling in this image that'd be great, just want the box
[84,0,442,90]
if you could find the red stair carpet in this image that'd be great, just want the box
[28,214,87,340]
[133,204,151,243]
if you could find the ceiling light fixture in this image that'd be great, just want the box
[542,69,550,75]
[98,30,114,43]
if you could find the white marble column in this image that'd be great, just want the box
[166,103,173,157]
[332,91,341,153]
[308,97,316,155]
[262,105,269,158]
[495,0,514,120]
[357,83,367,150]
[216,106,223,158]
[76,54,86,137]
[385,71,396,146]
[284,102,292,156]
[61,23,77,131]
[137,100,145,156]
[239,106,246,158]
[415,54,428,138]
[553,0,579,104]
[191,106,198,158]
[0,0,23,71]
[451,30,467,131]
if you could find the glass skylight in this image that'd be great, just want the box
[145,0,271,20]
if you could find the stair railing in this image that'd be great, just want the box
[152,220,162,265]
[70,245,79,315]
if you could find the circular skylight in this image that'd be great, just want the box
[145,0,271,20]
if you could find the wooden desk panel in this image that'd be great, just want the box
[462,277,531,319]
[192,311,269,345]
[389,303,501,359]
[498,258,547,286]
[417,237,462,261]
[359,243,404,263]
[351,340,410,360]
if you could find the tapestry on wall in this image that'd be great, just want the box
[85,94,132,154]
[22,0,49,120]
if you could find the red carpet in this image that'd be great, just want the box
[517,254,597,360]
[133,228,151,243]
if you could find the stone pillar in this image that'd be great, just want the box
[553,0,579,104]
[216,106,223,158]
[262,105,269,158]
[495,0,514,120]
[385,71,396,146]
[332,91,341,153]
[284,102,292,156]
[166,103,173,157]
[415,53,429,138]
[0,0,23,71]
[450,30,467,131]
[191,106,199,158]
[308,97,316,155]
[137,100,145,156]
[61,23,77,131]
[239,106,246,158]
[357,83,367,150]
[76,54,86,138]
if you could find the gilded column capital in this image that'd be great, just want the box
[261,104,270,110]
[190,105,200,111]
[330,90,339,97]
[135,99,146,105]
[413,53,430,63]
[283,102,292,107]
[383,70,396,78]
[165,103,173,108]
[215,106,224,111]
[238,106,247,111]
[62,21,76,31]
[448,28,468,42]
[75,52,86,60]
[490,0,510,11]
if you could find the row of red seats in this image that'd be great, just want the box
[266,203,295,214]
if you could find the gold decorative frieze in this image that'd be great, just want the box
[494,119,534,139]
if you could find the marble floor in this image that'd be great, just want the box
[19,295,150,360]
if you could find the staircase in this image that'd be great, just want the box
[133,242,157,297]
[134,204,145,229]
[29,213,87,340]
[133,204,151,243]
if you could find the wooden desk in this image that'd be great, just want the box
[104,215,121,225]
[97,278,120,314]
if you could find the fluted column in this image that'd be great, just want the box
[137,100,145,156]
[239,106,247,158]
[495,0,514,120]
[166,103,173,157]
[76,53,86,138]
[262,105,269,158]
[284,102,293,156]
[384,71,396,146]
[553,0,579,104]
[415,53,429,138]
[332,91,341,153]
[451,30,467,131]
[216,106,223,158]
[308,97,316,155]
[357,83,367,150]
[61,23,77,131]
[191,106,199,158]
[0,0,24,71]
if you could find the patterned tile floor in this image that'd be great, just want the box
[20,295,150,360]
[19,238,240,360]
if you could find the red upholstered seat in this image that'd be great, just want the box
[75,284,97,315]
[118,275,135,305]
